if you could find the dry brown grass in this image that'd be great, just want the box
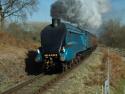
[101,48,125,88]
[84,47,125,91]
[0,31,39,49]
[0,28,41,92]
[109,53,125,87]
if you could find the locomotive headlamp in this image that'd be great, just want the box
[60,47,66,61]
[35,49,42,62]
[37,49,40,54]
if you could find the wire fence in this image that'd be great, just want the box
[95,46,125,94]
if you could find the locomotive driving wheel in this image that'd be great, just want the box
[76,55,81,64]
[62,63,68,72]
[67,62,72,69]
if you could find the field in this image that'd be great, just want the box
[0,23,44,92]
[43,47,125,94]
[0,21,125,93]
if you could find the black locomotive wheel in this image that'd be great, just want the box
[67,62,72,69]
[71,59,76,66]
[74,58,78,65]
[62,63,68,72]
[76,55,81,63]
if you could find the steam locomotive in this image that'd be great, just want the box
[35,19,97,73]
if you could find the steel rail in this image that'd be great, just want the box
[34,49,93,94]
[1,74,44,94]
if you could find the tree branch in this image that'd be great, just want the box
[4,1,32,18]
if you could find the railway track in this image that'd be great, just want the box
[34,63,79,94]
[34,50,92,94]
[1,74,44,94]
[0,49,93,94]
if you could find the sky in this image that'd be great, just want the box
[107,0,125,23]
[28,0,54,22]
[28,0,125,24]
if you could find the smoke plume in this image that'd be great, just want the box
[51,0,109,29]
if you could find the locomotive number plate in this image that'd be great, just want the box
[44,54,58,57]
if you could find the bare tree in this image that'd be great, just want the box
[0,0,38,30]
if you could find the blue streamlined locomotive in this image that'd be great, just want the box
[35,19,97,72]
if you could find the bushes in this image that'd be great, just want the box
[6,22,42,42]
[100,19,125,48]
[0,22,48,48]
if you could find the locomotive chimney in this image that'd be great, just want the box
[52,18,60,27]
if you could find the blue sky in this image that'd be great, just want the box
[28,0,125,23]
[107,0,125,23]
[28,0,54,22]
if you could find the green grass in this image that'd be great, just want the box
[113,79,125,94]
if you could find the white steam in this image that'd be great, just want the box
[51,0,109,29]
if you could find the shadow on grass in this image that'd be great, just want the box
[25,50,43,75]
